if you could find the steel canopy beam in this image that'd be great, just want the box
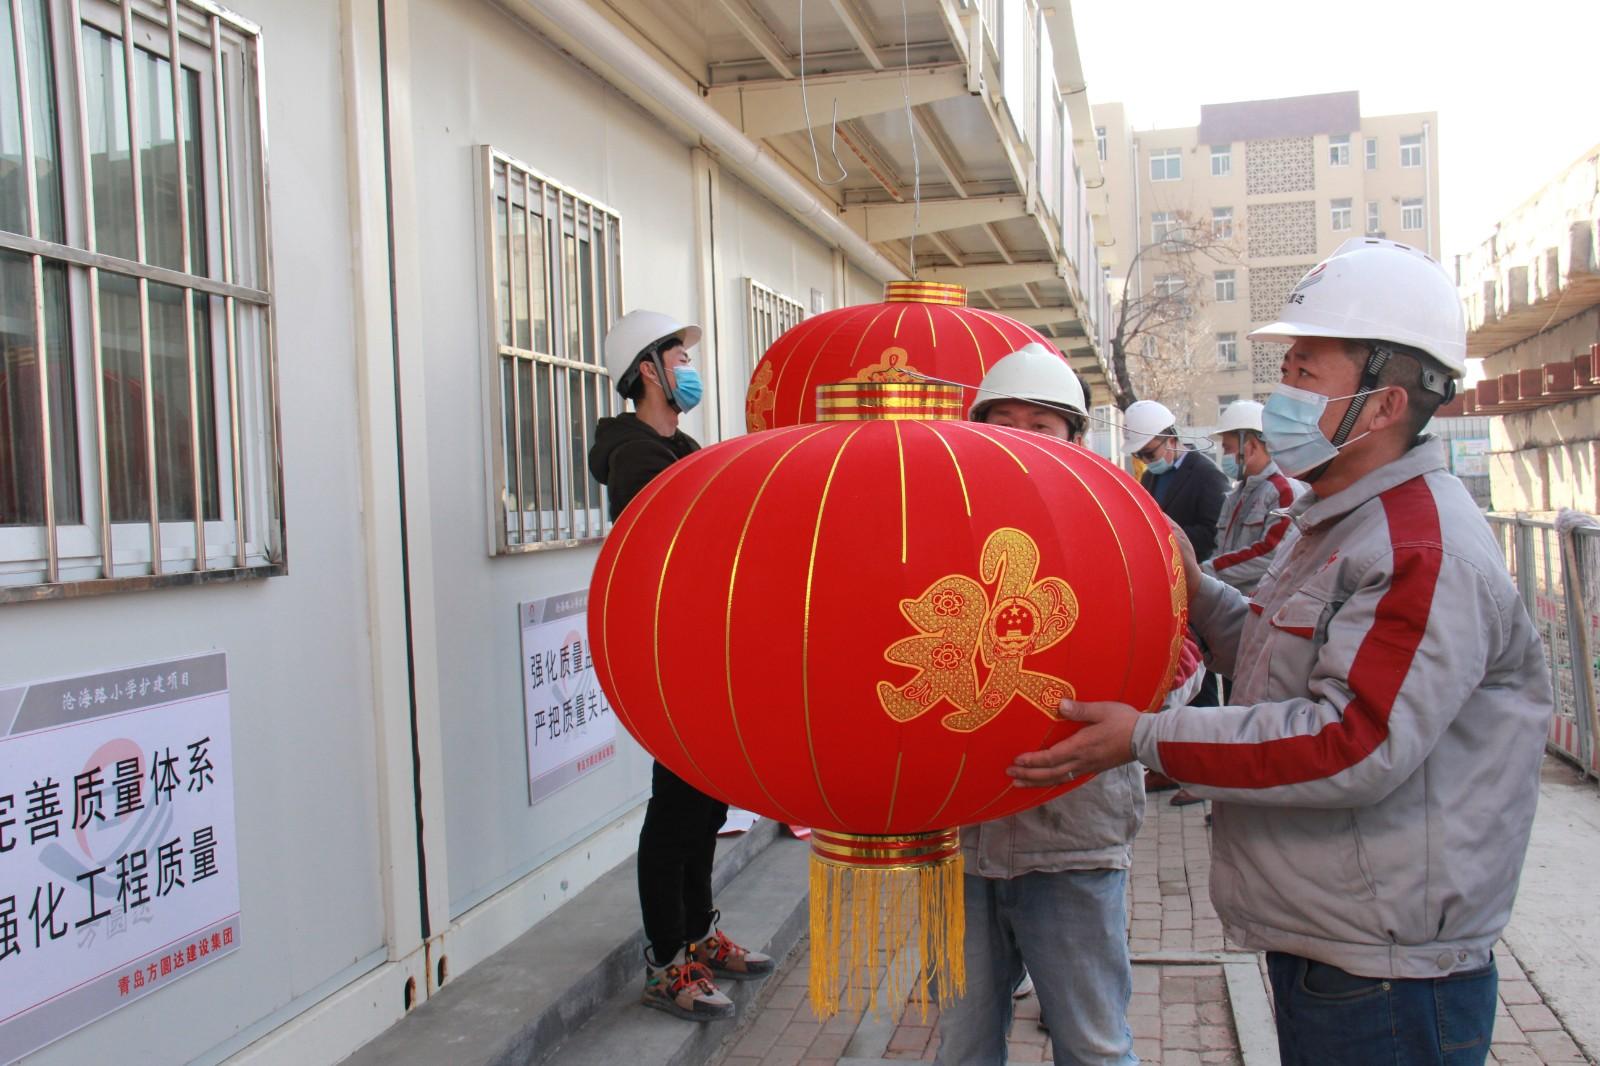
[916,262,1061,291]
[706,64,968,139]
[840,194,1026,242]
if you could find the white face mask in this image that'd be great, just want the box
[1260,384,1388,477]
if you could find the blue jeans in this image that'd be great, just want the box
[936,869,1137,1066]
[1266,953,1497,1066]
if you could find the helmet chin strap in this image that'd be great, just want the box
[1304,344,1391,483]
[647,345,685,413]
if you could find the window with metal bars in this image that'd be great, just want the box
[744,278,804,375]
[482,148,621,553]
[0,0,280,599]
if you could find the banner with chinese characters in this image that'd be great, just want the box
[0,653,239,1062]
[520,592,616,804]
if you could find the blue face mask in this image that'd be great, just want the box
[667,365,703,412]
[1143,456,1173,476]
[1261,383,1383,477]
[1219,453,1241,480]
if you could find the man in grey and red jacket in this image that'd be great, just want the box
[1009,238,1554,1066]
[1202,399,1304,596]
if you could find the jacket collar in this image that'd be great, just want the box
[1289,438,1446,531]
[1242,460,1283,488]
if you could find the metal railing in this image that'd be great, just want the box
[1487,513,1600,782]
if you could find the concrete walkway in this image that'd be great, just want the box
[709,757,1599,1066]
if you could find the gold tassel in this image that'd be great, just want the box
[806,829,965,1021]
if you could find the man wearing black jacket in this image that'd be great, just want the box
[1124,399,1229,559]
[588,310,772,1023]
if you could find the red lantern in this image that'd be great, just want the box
[589,393,1187,1013]
[746,281,1063,431]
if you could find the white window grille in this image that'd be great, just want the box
[1214,271,1236,303]
[0,0,281,599]
[1330,198,1353,231]
[1217,334,1238,366]
[1366,199,1382,233]
[1150,210,1177,246]
[1211,206,1234,239]
[745,279,804,373]
[1328,133,1350,167]
[1149,147,1181,182]
[482,148,621,553]
[1095,125,1107,162]
[1210,145,1231,177]
[1364,136,1378,169]
[1401,197,1425,231]
[1400,134,1423,168]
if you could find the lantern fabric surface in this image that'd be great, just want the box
[589,419,1187,827]
[745,281,1063,432]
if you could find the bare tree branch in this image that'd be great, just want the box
[1105,212,1243,410]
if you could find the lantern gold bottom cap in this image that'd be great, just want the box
[810,828,961,869]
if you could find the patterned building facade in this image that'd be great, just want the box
[1092,93,1441,427]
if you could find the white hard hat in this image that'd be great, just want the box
[1211,400,1264,437]
[1123,399,1176,455]
[1248,237,1467,378]
[969,343,1087,422]
[603,310,703,394]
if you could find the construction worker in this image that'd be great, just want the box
[588,311,772,1022]
[1203,400,1304,595]
[1009,239,1555,1066]
[937,343,1205,1066]
[1124,399,1229,560]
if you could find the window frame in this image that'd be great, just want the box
[1149,147,1181,182]
[1216,336,1238,367]
[1213,270,1235,303]
[1366,199,1382,234]
[1328,133,1350,167]
[1211,206,1233,239]
[1095,125,1106,162]
[1150,210,1176,246]
[1364,136,1378,169]
[1400,134,1423,168]
[1401,197,1425,231]
[0,0,284,602]
[480,146,622,556]
[1210,144,1230,177]
[1330,197,1353,231]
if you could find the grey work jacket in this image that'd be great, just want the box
[1133,440,1554,979]
[963,664,1206,877]
[1202,461,1303,595]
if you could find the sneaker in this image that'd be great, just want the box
[642,949,735,1021]
[692,912,774,982]
[1171,788,1204,807]
[1013,970,1034,999]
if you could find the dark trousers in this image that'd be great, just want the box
[1267,952,1497,1066]
[637,760,728,963]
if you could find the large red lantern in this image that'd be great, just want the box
[589,388,1187,1014]
[745,281,1063,431]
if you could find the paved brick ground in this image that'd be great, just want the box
[710,791,1595,1065]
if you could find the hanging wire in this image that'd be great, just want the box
[899,0,922,276]
[798,0,850,185]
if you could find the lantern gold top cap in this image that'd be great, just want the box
[884,280,967,307]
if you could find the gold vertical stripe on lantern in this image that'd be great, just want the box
[802,387,968,1020]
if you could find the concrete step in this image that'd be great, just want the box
[340,817,788,1066]
[541,834,811,1066]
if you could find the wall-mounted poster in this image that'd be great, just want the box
[521,592,617,804]
[0,653,240,1062]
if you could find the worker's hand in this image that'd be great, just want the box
[1008,699,1142,787]
[1164,516,1203,605]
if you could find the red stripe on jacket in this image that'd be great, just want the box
[1212,474,1296,572]
[1158,477,1443,789]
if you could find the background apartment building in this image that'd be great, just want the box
[1092,91,1441,428]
